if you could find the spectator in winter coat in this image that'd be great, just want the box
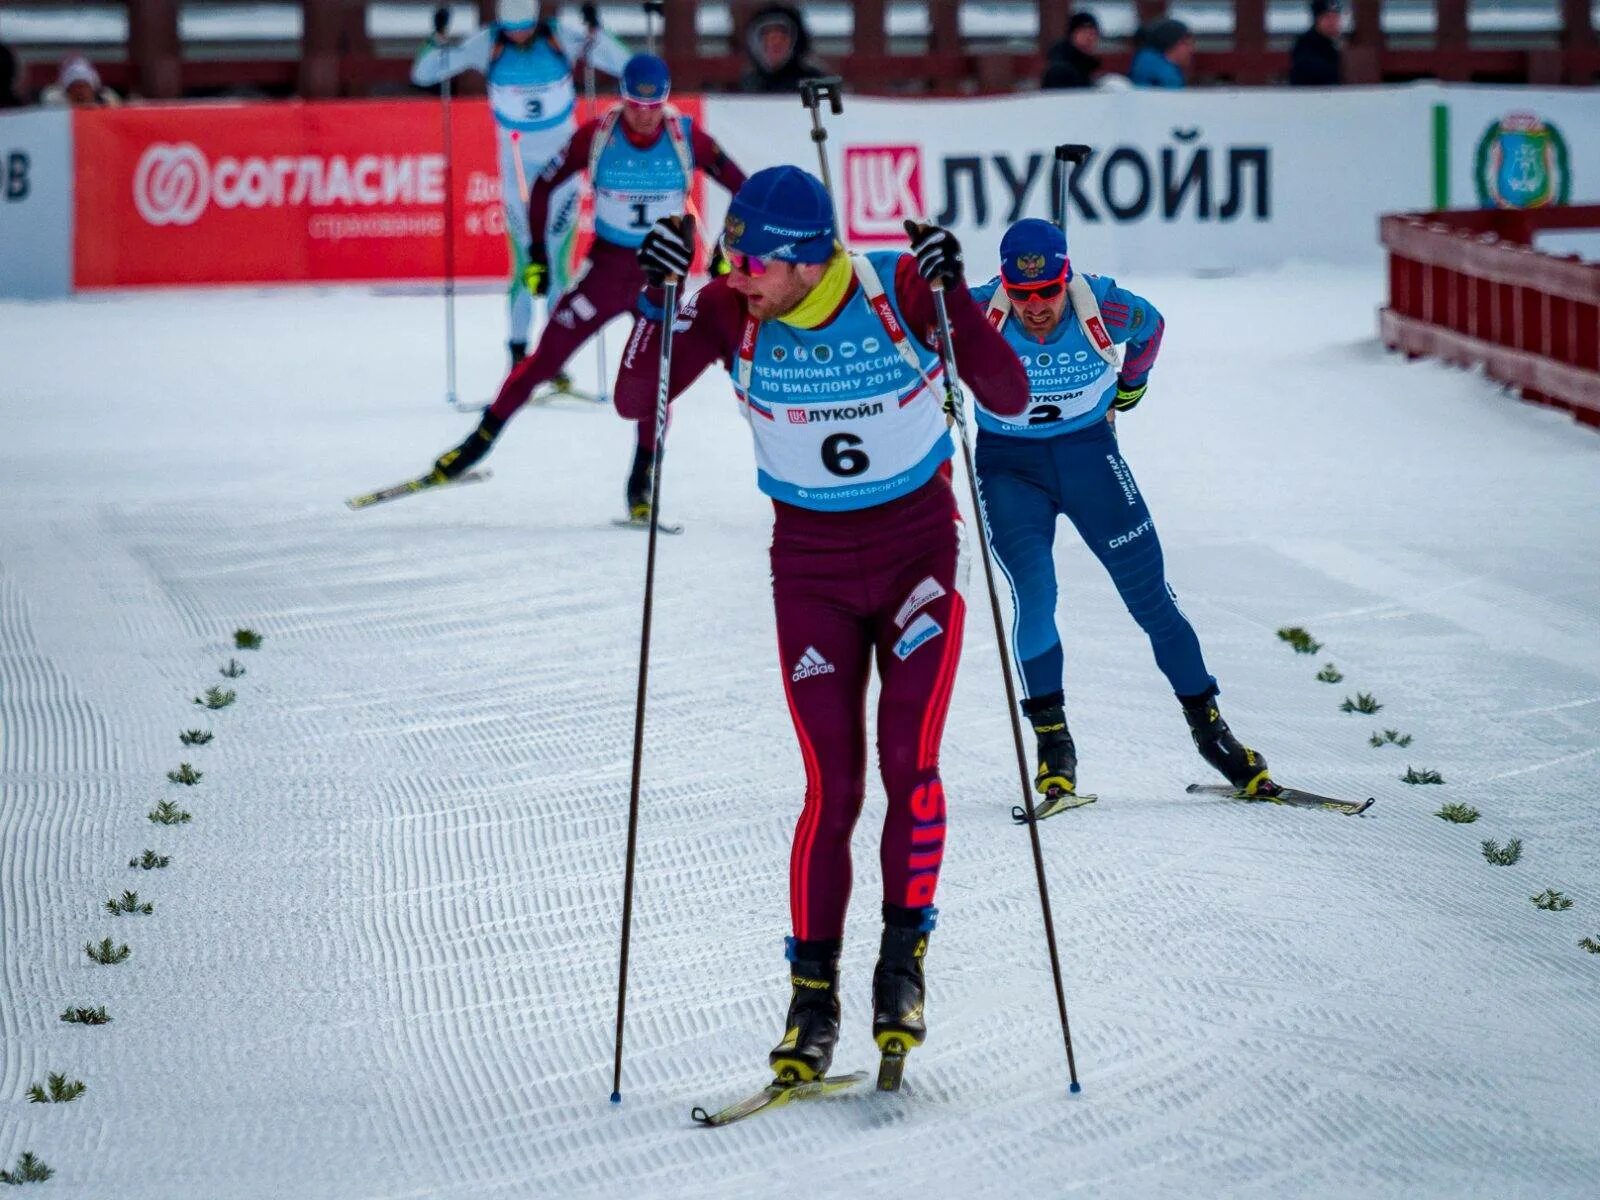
[40,56,120,107]
[1041,11,1102,89]
[1129,18,1192,88]
[1,39,26,107]
[740,4,826,94]
[1289,0,1344,85]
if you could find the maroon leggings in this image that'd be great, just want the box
[772,473,968,942]
[488,239,656,449]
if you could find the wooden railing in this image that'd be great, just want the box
[9,0,1599,100]
[1381,207,1600,429]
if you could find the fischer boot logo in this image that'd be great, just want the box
[844,145,923,244]
[135,143,210,226]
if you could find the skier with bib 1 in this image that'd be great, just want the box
[411,0,630,368]
[969,218,1272,815]
[427,53,746,524]
[612,166,1030,1085]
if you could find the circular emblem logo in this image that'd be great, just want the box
[771,346,787,362]
[813,345,833,363]
[1074,351,1089,363]
[862,337,880,354]
[1057,353,1074,366]
[1036,353,1052,367]
[134,143,210,227]
[1475,112,1570,210]
[840,342,856,359]
[793,347,809,362]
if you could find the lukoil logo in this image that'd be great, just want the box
[131,142,446,227]
[844,145,923,243]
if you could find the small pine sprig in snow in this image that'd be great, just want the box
[60,1005,111,1026]
[233,627,264,650]
[1580,937,1600,954]
[27,1073,86,1104]
[1403,766,1445,785]
[85,938,130,965]
[148,800,191,826]
[1531,889,1573,912]
[220,657,246,678]
[0,1152,54,1184]
[1315,664,1343,683]
[1436,803,1479,824]
[179,728,213,746]
[104,890,153,916]
[194,686,236,710]
[129,849,170,869]
[1340,692,1383,715]
[1369,729,1414,748]
[167,762,202,785]
[1276,626,1322,655]
[1481,838,1523,866]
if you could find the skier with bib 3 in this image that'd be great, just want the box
[613,166,1030,1085]
[969,217,1271,815]
[411,0,629,367]
[427,53,746,523]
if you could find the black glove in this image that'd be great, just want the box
[638,214,695,288]
[432,412,504,481]
[522,245,549,297]
[580,3,600,30]
[904,220,963,288]
[1113,378,1148,412]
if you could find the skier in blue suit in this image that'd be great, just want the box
[968,218,1270,811]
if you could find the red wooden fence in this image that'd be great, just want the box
[1381,207,1600,428]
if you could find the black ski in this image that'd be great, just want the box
[1012,791,1098,823]
[1186,781,1373,816]
[346,468,491,510]
[691,1070,868,1128]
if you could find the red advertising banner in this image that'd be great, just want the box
[72,97,705,289]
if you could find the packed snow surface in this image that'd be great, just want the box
[2,267,1598,1198]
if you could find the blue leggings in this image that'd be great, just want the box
[974,419,1215,704]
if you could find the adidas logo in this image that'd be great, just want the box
[790,646,835,682]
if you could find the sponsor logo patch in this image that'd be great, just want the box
[791,646,835,681]
[894,576,947,629]
[893,613,943,660]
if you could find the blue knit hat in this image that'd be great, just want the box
[999,218,1070,286]
[723,166,836,264]
[621,53,671,105]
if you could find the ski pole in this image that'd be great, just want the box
[583,8,610,405]
[611,245,685,1104]
[797,85,1083,1094]
[435,5,459,408]
[1053,143,1090,235]
[642,0,663,54]
[798,77,844,234]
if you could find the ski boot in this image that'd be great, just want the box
[509,340,528,367]
[872,905,934,1092]
[1180,688,1271,795]
[769,938,841,1084]
[1016,694,1093,820]
[624,445,657,525]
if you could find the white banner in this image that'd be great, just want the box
[705,86,1447,277]
[1441,87,1600,211]
[0,108,73,299]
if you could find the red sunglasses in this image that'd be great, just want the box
[1004,276,1067,303]
[729,250,775,277]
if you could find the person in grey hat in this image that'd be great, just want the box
[1129,18,1193,88]
[1290,0,1344,85]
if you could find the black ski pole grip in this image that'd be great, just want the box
[432,5,450,36]
[1054,143,1092,166]
[800,76,844,115]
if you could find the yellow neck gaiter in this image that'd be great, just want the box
[778,248,852,330]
